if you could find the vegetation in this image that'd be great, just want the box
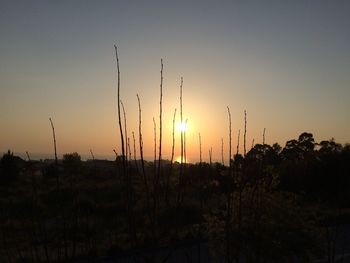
[0,136,349,262]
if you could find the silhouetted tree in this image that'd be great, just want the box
[272,142,282,154]
[319,138,342,154]
[0,150,21,184]
[63,152,82,186]
[298,132,315,152]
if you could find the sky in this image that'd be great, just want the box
[1,0,350,162]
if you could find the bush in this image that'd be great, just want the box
[0,150,20,184]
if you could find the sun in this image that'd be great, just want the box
[176,121,188,132]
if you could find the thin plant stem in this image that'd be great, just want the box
[221,137,224,166]
[137,94,152,233]
[157,59,163,189]
[236,129,240,156]
[120,100,128,162]
[180,78,184,165]
[244,110,247,157]
[171,109,177,165]
[90,149,95,160]
[166,108,176,204]
[209,147,212,166]
[137,94,148,190]
[113,149,118,159]
[199,133,202,164]
[132,132,138,171]
[26,151,31,162]
[153,117,157,169]
[127,137,131,163]
[49,117,59,189]
[114,45,126,171]
[184,118,188,164]
[227,107,232,167]
[262,128,266,145]
[178,77,184,205]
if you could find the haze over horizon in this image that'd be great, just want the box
[1,1,350,162]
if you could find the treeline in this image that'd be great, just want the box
[0,133,349,262]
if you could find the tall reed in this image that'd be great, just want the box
[157,59,163,187]
[153,117,157,169]
[49,117,59,189]
[132,132,138,171]
[221,138,224,166]
[177,77,184,205]
[262,128,266,145]
[136,94,148,191]
[120,100,128,162]
[184,118,188,164]
[114,45,126,171]
[236,129,240,156]
[226,107,233,263]
[227,107,232,166]
[209,147,212,166]
[244,110,247,157]
[199,133,202,164]
[165,108,176,204]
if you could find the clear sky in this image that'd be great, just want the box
[1,0,349,162]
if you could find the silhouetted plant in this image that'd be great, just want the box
[262,127,266,145]
[114,45,126,173]
[0,150,20,184]
[49,117,59,189]
[236,129,240,156]
[244,110,247,157]
[90,148,95,160]
[199,132,202,164]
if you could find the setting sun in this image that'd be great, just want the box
[176,121,188,133]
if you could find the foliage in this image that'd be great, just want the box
[0,150,21,184]
[1,133,349,262]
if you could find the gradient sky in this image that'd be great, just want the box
[1,0,350,162]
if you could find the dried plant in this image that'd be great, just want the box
[165,108,176,204]
[137,94,148,190]
[26,151,31,161]
[236,129,240,156]
[127,137,131,162]
[153,117,157,168]
[199,132,202,164]
[114,45,126,170]
[221,138,224,165]
[177,77,184,205]
[49,117,59,188]
[171,109,177,165]
[244,110,247,157]
[227,107,232,166]
[209,147,212,166]
[263,128,266,145]
[113,149,118,159]
[184,118,188,164]
[180,77,184,165]
[157,59,163,185]
[49,117,58,165]
[132,132,138,170]
[226,108,233,262]
[136,94,152,236]
[114,45,135,245]
[120,100,128,162]
[90,149,95,160]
